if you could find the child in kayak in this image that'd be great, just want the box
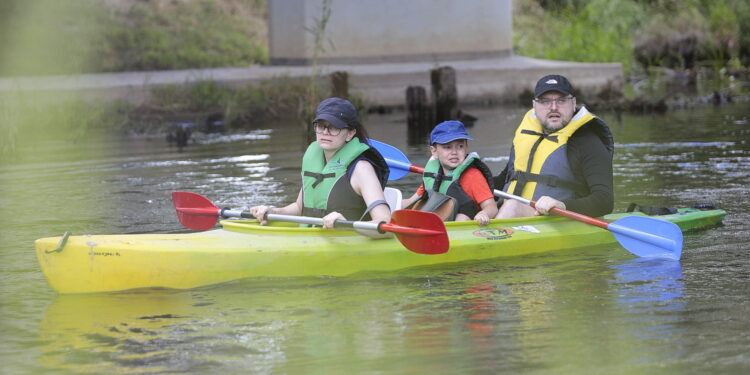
[249,97,392,238]
[403,120,497,225]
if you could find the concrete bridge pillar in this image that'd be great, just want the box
[268,0,513,65]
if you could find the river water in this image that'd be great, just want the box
[1,102,748,374]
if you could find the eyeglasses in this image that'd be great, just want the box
[313,122,348,136]
[534,96,574,107]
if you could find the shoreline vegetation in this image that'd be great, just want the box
[2,0,750,156]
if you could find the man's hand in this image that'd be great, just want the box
[534,196,565,216]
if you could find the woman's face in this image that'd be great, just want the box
[314,121,355,152]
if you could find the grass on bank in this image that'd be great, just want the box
[0,0,268,77]
[514,0,750,74]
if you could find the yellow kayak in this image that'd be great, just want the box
[34,208,725,294]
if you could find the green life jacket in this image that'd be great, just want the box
[301,138,388,220]
[420,153,494,219]
[504,106,614,201]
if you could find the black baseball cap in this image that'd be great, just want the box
[313,97,357,129]
[534,74,574,98]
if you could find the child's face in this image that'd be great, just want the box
[430,139,468,170]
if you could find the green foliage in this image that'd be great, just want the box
[514,0,750,72]
[703,0,740,62]
[106,0,268,72]
[514,0,642,72]
[0,0,269,77]
[0,0,114,77]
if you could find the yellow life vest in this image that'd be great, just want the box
[505,106,604,200]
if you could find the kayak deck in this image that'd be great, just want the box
[34,208,725,294]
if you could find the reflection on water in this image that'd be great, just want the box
[610,258,687,365]
[612,258,684,305]
[36,249,634,373]
[2,103,749,373]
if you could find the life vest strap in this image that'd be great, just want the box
[303,171,336,188]
[520,129,558,143]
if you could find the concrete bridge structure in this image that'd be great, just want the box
[269,0,514,65]
[1,0,623,106]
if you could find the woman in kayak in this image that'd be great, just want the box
[249,97,392,238]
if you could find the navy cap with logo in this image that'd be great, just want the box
[534,74,574,98]
[313,97,357,129]
[430,120,474,145]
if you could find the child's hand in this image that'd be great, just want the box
[474,211,490,226]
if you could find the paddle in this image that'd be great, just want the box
[367,139,684,259]
[171,191,449,255]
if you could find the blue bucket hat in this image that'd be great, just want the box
[313,97,357,129]
[430,120,473,144]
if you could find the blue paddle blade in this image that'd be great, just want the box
[608,216,683,260]
[368,139,412,180]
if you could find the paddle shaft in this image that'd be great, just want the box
[388,159,426,174]
[178,207,441,235]
[492,189,609,229]
[492,190,678,250]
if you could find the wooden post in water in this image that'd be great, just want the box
[331,71,349,99]
[431,66,458,124]
[406,86,432,144]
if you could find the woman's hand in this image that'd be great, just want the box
[322,211,346,229]
[249,205,273,225]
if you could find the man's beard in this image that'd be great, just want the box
[541,116,570,134]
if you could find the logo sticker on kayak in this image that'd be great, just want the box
[473,228,513,240]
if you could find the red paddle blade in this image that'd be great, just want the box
[171,191,221,230]
[384,209,449,255]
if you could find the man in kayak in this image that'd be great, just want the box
[249,97,392,238]
[403,120,498,225]
[494,74,614,218]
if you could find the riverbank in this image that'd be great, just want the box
[0,55,624,107]
[0,54,624,149]
[2,58,748,161]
